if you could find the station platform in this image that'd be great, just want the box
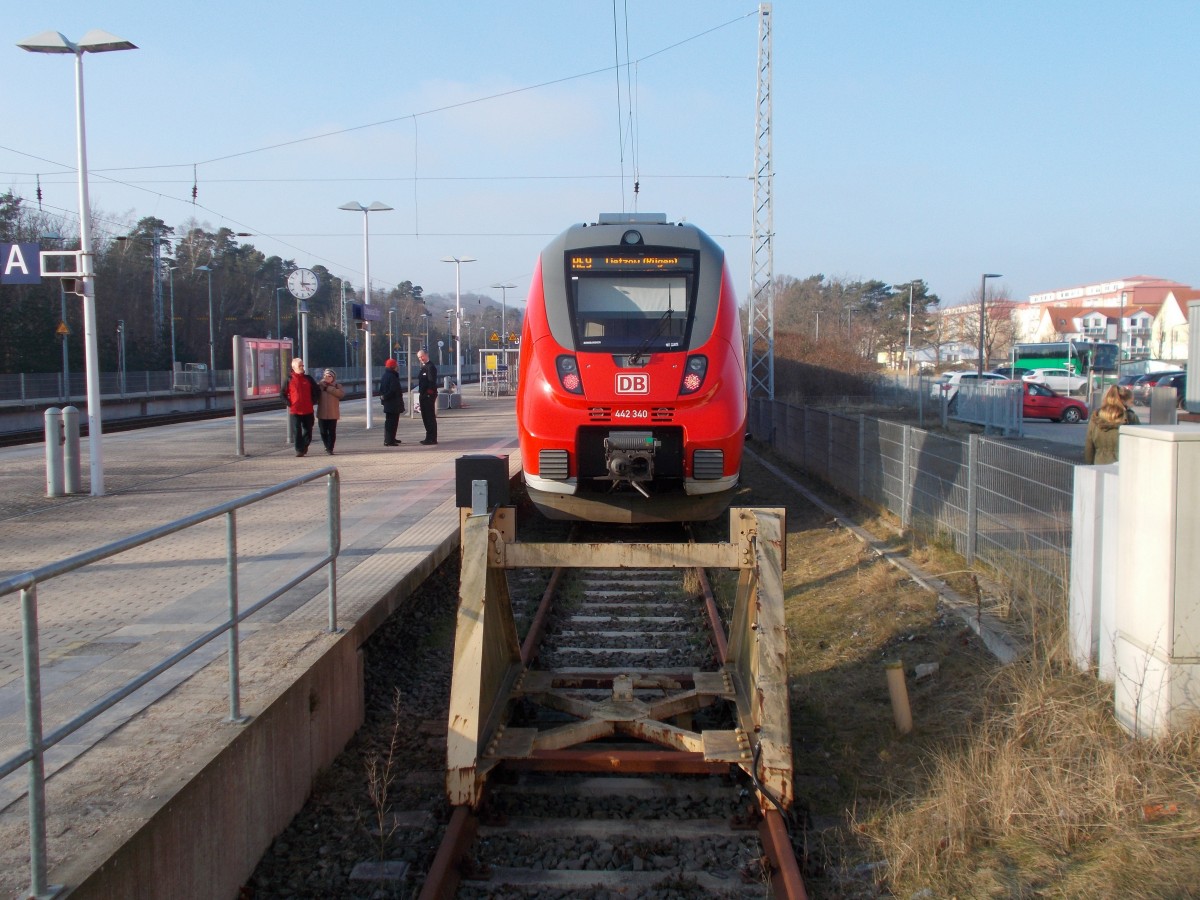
[0,395,520,898]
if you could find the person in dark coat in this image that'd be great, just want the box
[316,368,346,455]
[281,357,320,457]
[417,349,438,445]
[378,357,404,446]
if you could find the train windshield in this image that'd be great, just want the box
[567,253,696,353]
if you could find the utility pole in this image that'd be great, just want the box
[746,2,774,400]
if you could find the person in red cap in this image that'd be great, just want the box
[379,356,405,447]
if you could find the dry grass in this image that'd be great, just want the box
[736,449,1200,898]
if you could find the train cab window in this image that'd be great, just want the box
[570,274,693,352]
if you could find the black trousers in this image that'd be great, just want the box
[318,418,338,451]
[420,394,437,442]
[383,409,400,444]
[290,412,314,452]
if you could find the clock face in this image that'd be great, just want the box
[287,268,318,299]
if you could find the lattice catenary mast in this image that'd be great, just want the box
[746,2,774,399]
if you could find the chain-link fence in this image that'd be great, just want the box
[750,398,1075,603]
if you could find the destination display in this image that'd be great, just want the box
[569,252,695,273]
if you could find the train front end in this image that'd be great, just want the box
[517,214,746,524]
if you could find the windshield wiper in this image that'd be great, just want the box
[628,285,676,365]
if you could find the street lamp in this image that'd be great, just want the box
[442,255,476,392]
[195,264,216,389]
[491,282,516,351]
[340,200,392,429]
[977,273,1002,376]
[19,28,137,498]
[902,281,916,384]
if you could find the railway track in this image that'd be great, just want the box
[422,508,806,898]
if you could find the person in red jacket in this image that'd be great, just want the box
[281,357,320,457]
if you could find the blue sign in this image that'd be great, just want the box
[350,302,382,323]
[0,243,41,285]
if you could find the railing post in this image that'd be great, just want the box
[327,471,342,633]
[21,585,57,899]
[966,434,980,564]
[225,510,248,724]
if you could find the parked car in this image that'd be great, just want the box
[991,366,1020,379]
[1116,374,1141,389]
[1155,372,1188,408]
[932,371,1008,407]
[1131,371,1185,405]
[1022,367,1087,394]
[1016,380,1089,423]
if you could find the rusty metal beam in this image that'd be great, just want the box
[759,808,808,900]
[418,805,477,900]
[505,749,730,774]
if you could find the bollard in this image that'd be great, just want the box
[62,406,82,494]
[884,660,913,734]
[44,408,65,498]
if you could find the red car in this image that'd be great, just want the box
[1013,380,1089,423]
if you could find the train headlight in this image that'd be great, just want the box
[679,355,707,395]
[556,355,584,394]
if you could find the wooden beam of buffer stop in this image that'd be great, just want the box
[445,506,792,816]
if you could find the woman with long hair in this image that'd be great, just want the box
[1083,385,1138,464]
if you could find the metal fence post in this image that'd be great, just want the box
[966,434,980,564]
[225,510,249,724]
[858,415,866,499]
[901,425,912,529]
[827,409,835,478]
[327,471,342,634]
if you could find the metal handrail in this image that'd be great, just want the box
[0,467,341,899]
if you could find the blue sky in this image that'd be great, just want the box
[4,1,1198,311]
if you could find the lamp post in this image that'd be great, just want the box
[977,273,1002,376]
[195,264,216,389]
[339,201,392,429]
[442,256,476,392]
[421,312,431,351]
[903,281,915,384]
[167,265,178,374]
[491,282,516,351]
[19,28,137,498]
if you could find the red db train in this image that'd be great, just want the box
[516,213,747,524]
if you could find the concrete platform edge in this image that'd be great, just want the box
[60,520,464,899]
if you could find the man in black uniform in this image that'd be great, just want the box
[378,357,404,446]
[417,348,438,445]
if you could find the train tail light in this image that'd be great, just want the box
[679,355,707,395]
[556,355,583,394]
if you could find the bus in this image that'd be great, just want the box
[1010,341,1119,375]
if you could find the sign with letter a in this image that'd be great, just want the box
[0,243,41,285]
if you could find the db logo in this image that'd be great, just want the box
[616,373,649,394]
